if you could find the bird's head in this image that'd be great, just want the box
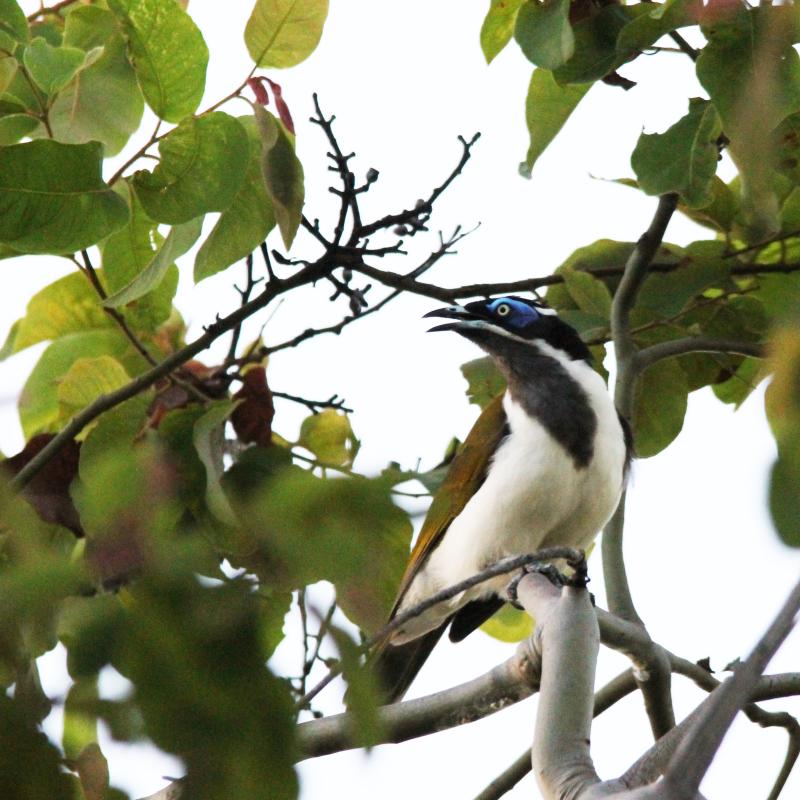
[424,296,591,363]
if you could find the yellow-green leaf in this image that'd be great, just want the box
[12,272,110,354]
[57,355,131,419]
[480,604,533,643]
[298,409,356,465]
[480,0,524,64]
[245,0,329,68]
[255,106,304,248]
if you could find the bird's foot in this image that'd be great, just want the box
[506,562,567,608]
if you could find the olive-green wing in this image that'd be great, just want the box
[388,392,508,617]
[371,393,508,702]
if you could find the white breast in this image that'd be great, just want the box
[393,357,627,643]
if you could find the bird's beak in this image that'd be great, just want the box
[423,305,473,332]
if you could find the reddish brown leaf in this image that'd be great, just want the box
[148,383,191,428]
[265,78,295,134]
[247,76,270,106]
[3,434,84,536]
[231,367,275,447]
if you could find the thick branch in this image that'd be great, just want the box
[662,578,800,797]
[611,193,679,418]
[604,194,679,740]
[297,639,539,759]
[474,669,640,800]
[516,573,602,800]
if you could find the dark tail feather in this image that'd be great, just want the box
[371,623,448,703]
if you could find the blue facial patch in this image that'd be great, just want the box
[486,297,539,329]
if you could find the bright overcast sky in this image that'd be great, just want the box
[6,1,800,798]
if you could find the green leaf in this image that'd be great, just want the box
[193,400,240,527]
[697,9,800,133]
[460,356,506,409]
[48,6,144,156]
[194,115,276,282]
[108,0,208,122]
[633,358,688,457]
[480,0,524,64]
[259,588,291,660]
[0,113,38,145]
[766,327,800,547]
[255,106,304,248]
[245,471,412,632]
[22,37,87,95]
[0,140,129,254]
[635,240,730,319]
[514,0,574,71]
[480,603,533,643]
[19,330,132,438]
[245,0,329,68]
[697,7,800,241]
[562,269,612,319]
[0,695,73,800]
[79,394,152,485]
[632,98,722,208]
[547,239,637,309]
[331,621,384,747]
[157,405,213,512]
[104,216,202,308]
[12,272,110,354]
[132,112,249,224]
[712,356,763,408]
[63,677,99,759]
[677,176,738,233]
[520,68,591,176]
[770,451,800,547]
[111,572,299,800]
[298,409,357,465]
[0,0,28,43]
[57,355,131,420]
[553,4,641,84]
[755,271,800,324]
[100,184,177,333]
[616,0,702,58]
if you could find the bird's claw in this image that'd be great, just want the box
[506,562,567,608]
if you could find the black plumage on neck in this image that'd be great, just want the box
[459,328,598,469]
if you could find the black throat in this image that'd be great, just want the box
[464,330,598,468]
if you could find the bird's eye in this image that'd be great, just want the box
[496,303,511,317]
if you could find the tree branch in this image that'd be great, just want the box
[611,193,679,418]
[11,263,327,490]
[297,637,540,759]
[635,338,764,371]
[516,573,602,800]
[295,548,585,709]
[603,194,680,741]
[662,578,800,798]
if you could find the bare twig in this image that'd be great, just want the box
[75,251,159,368]
[26,0,79,20]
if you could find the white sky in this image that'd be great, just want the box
[6,1,800,798]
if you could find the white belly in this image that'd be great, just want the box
[394,379,626,643]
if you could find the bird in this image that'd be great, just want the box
[373,296,633,702]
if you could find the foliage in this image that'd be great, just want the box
[0,0,799,798]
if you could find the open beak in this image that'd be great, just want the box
[422,305,473,332]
